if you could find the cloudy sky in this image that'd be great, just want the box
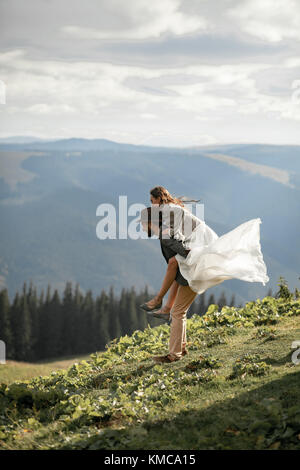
[0,0,300,147]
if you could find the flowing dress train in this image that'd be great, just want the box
[174,216,269,295]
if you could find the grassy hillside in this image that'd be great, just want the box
[0,355,91,385]
[0,281,300,450]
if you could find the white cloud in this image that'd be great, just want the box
[164,82,236,112]
[1,49,300,122]
[27,104,77,114]
[61,0,208,40]
[140,113,158,119]
[195,115,222,121]
[284,57,300,68]
[1,42,300,146]
[229,0,300,42]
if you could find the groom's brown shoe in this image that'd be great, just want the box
[152,354,180,363]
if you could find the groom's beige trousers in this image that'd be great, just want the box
[169,284,197,360]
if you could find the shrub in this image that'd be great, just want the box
[228,354,271,380]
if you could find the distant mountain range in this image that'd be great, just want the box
[0,136,49,144]
[0,137,299,305]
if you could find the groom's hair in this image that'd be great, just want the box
[139,206,163,237]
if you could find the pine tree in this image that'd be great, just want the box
[217,291,227,309]
[61,282,75,355]
[0,289,12,359]
[267,287,273,297]
[136,286,149,330]
[38,288,45,309]
[17,287,32,361]
[229,294,236,307]
[207,293,216,309]
[10,292,21,359]
[107,286,122,341]
[94,290,110,351]
[127,288,138,335]
[36,284,52,359]
[78,289,93,353]
[118,288,128,334]
[26,280,39,358]
[197,292,206,316]
[73,283,84,353]
[48,289,63,358]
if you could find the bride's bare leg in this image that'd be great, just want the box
[157,281,179,313]
[145,257,178,308]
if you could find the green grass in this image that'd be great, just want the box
[0,355,92,385]
[0,291,300,450]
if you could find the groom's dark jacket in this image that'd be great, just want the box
[159,229,190,286]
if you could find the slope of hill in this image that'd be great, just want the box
[0,284,299,450]
[0,355,91,385]
[0,139,299,304]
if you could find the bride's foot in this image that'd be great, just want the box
[140,295,162,312]
[145,296,162,309]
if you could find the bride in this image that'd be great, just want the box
[140,186,269,314]
[162,201,269,295]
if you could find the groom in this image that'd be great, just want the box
[139,206,197,363]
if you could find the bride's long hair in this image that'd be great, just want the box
[150,186,184,207]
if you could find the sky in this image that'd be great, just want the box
[0,0,300,147]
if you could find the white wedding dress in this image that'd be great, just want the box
[161,203,269,295]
